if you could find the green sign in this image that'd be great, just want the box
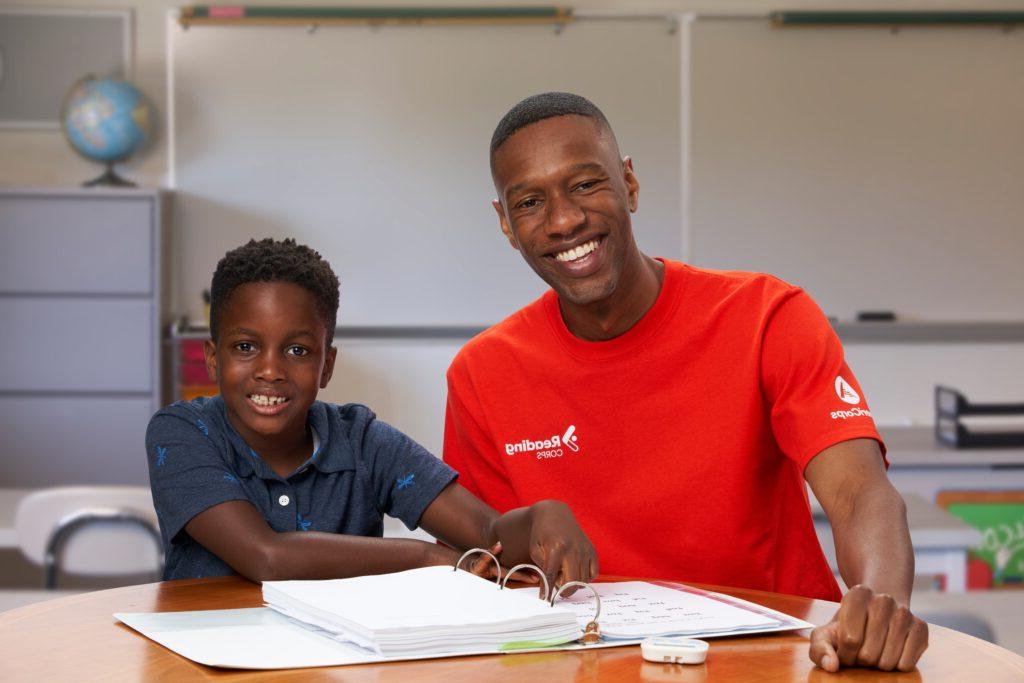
[947,502,1024,586]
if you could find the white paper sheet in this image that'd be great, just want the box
[115,581,814,670]
[515,581,808,639]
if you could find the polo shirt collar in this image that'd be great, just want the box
[306,402,356,473]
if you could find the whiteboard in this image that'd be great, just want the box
[171,20,681,326]
[690,18,1024,321]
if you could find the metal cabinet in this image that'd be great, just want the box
[0,187,167,486]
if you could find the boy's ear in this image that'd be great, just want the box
[320,346,338,389]
[203,339,218,382]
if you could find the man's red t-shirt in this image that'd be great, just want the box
[443,260,884,601]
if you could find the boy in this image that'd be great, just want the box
[147,238,596,586]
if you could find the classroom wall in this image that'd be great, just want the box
[5,0,1022,187]
[2,0,1023,460]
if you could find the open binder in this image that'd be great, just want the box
[115,549,813,670]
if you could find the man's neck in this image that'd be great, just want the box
[559,254,665,342]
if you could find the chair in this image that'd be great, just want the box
[14,487,163,589]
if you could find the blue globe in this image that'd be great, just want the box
[62,78,151,183]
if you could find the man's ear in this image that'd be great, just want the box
[493,198,520,251]
[320,345,338,389]
[622,156,639,213]
[203,338,218,382]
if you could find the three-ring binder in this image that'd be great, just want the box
[454,547,602,645]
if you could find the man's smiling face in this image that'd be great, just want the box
[491,114,639,306]
[204,281,336,448]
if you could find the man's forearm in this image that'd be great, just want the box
[831,485,914,604]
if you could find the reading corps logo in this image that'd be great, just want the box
[831,376,872,420]
[505,425,579,460]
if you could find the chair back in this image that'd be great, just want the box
[15,487,163,587]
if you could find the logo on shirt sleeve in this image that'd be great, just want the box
[831,376,872,420]
[835,377,861,405]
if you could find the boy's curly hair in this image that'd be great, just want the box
[210,238,339,344]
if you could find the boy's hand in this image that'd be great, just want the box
[527,500,598,595]
[809,585,928,673]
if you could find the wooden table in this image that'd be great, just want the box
[2,577,1023,681]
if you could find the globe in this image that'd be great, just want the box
[62,77,152,186]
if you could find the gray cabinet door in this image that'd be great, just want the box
[0,298,153,392]
[0,195,153,294]
[0,396,152,486]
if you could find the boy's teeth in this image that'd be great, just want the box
[250,394,288,406]
[555,239,598,262]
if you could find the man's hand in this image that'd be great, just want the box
[809,585,928,672]
[527,500,598,593]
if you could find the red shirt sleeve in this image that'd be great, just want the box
[760,289,886,471]
[442,359,520,514]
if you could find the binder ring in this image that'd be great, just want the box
[454,548,501,584]
[501,564,551,601]
[550,581,601,622]
[551,581,602,645]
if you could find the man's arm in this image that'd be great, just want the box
[420,482,598,589]
[185,482,596,585]
[804,438,928,672]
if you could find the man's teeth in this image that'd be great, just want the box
[555,239,599,263]
[249,394,289,406]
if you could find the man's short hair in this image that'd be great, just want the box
[210,237,340,344]
[489,92,612,163]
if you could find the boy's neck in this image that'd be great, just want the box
[232,417,315,479]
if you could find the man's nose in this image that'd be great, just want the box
[545,192,586,237]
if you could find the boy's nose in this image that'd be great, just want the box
[254,351,286,382]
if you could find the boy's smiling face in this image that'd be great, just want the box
[204,281,336,451]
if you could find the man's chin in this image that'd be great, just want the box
[554,278,617,307]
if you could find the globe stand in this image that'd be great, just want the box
[83,163,136,188]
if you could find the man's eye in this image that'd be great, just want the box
[234,342,256,353]
[287,345,309,357]
[516,198,539,210]
[576,180,599,191]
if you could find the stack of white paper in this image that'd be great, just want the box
[516,581,781,639]
[262,566,581,657]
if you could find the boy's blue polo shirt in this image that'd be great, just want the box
[145,396,457,581]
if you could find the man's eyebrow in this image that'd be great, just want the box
[505,163,608,199]
[568,162,606,175]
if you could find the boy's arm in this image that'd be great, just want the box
[185,482,598,586]
[184,500,462,581]
[419,483,598,589]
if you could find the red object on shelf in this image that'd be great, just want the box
[181,362,211,385]
[180,339,207,362]
[967,555,994,590]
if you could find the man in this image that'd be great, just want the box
[443,92,928,672]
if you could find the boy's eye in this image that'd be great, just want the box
[234,342,256,353]
[286,345,309,357]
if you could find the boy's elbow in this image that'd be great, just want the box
[233,539,287,582]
